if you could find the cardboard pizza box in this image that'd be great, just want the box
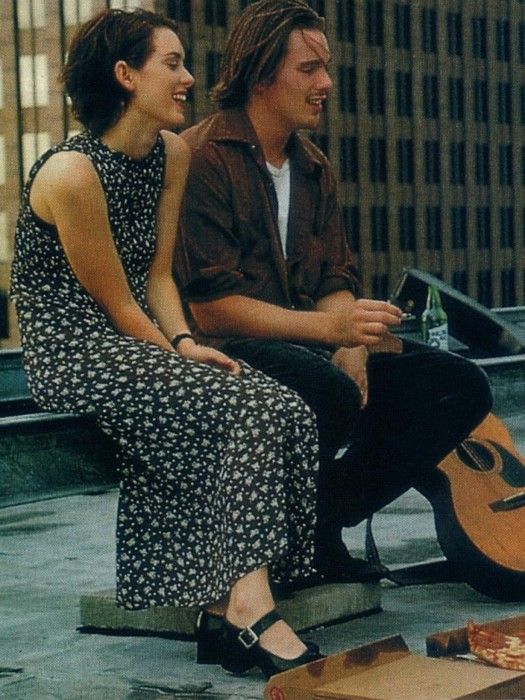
[264,633,525,700]
[426,614,525,658]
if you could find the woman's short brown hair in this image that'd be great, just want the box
[62,9,179,136]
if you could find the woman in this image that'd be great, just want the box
[10,9,322,678]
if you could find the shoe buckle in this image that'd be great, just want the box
[196,610,204,630]
[238,626,258,649]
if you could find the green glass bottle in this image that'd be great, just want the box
[421,285,449,350]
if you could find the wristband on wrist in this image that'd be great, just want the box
[171,332,194,350]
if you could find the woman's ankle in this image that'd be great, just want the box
[226,567,275,628]
[225,597,274,629]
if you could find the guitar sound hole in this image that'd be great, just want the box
[457,440,494,472]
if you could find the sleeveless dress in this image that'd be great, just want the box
[10,131,319,609]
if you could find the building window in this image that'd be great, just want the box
[397,139,414,183]
[0,136,5,187]
[340,136,358,182]
[338,66,356,113]
[369,138,387,182]
[477,270,493,307]
[425,206,442,250]
[0,212,8,263]
[421,8,437,53]
[205,0,226,26]
[452,270,468,295]
[394,4,411,49]
[398,206,415,251]
[422,74,439,119]
[63,0,93,24]
[521,146,525,185]
[371,206,389,251]
[22,132,50,180]
[451,206,467,249]
[342,205,360,252]
[367,68,385,115]
[496,19,511,62]
[337,0,355,42]
[372,274,389,300]
[447,12,463,56]
[499,144,513,186]
[520,22,525,63]
[366,0,384,46]
[424,140,440,184]
[19,55,49,108]
[500,207,515,248]
[449,77,464,120]
[476,206,491,249]
[17,0,46,28]
[472,16,487,59]
[473,79,488,122]
[450,142,465,185]
[497,82,512,124]
[206,51,223,89]
[475,143,490,186]
[395,71,413,117]
[166,0,191,22]
[501,269,516,306]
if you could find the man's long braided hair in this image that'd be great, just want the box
[211,0,324,109]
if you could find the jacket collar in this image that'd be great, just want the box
[207,108,324,175]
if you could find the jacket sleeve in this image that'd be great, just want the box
[315,161,362,301]
[175,144,252,302]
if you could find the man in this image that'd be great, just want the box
[175,0,492,583]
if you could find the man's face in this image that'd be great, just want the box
[257,28,332,133]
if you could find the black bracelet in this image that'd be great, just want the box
[171,332,194,349]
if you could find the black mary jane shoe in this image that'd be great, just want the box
[196,608,320,666]
[196,609,223,664]
[220,609,323,679]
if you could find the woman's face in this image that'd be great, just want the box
[127,27,195,130]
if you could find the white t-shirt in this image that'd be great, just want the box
[266,159,291,257]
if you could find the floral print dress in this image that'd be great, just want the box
[10,131,319,609]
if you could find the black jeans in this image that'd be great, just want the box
[224,338,493,528]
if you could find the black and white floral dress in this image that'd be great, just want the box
[10,131,319,609]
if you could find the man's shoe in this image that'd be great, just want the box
[314,538,384,583]
[317,555,384,583]
[314,522,385,583]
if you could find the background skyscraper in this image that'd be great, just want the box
[1,0,524,347]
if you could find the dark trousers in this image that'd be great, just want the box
[224,338,493,528]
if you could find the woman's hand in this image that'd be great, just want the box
[177,338,241,375]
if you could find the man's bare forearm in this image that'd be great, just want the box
[190,293,402,348]
[191,295,335,345]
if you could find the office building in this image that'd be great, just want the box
[1,0,524,347]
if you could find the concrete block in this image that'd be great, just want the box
[79,583,381,638]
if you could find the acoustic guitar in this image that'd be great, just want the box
[429,412,525,601]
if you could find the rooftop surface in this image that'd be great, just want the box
[2,409,525,700]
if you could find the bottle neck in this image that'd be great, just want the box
[427,285,444,310]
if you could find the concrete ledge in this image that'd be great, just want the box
[79,583,382,637]
[0,416,117,506]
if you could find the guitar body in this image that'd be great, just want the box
[429,413,525,601]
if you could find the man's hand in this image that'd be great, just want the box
[177,339,241,374]
[330,298,402,348]
[332,345,369,407]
